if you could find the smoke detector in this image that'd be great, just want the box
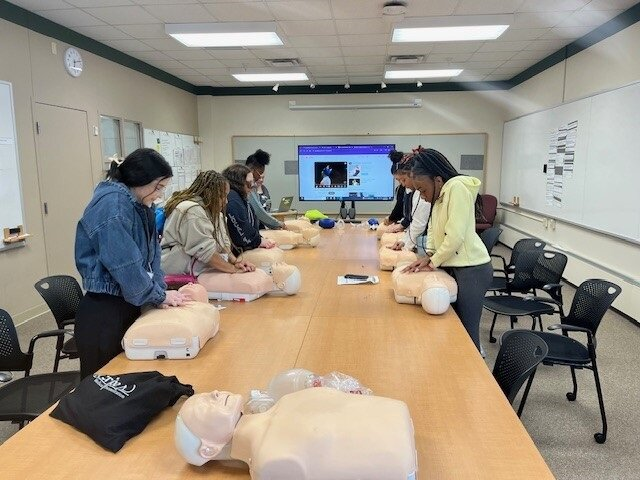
[390,55,424,64]
[265,58,302,67]
[382,1,407,16]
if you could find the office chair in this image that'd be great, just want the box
[524,279,621,443]
[483,250,568,343]
[34,275,82,372]
[475,194,497,233]
[492,329,548,411]
[479,226,502,255]
[0,308,80,428]
[488,238,546,294]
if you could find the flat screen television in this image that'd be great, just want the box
[298,144,395,201]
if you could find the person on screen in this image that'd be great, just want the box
[320,165,333,185]
[402,149,491,352]
[350,165,361,177]
[245,149,285,230]
[161,170,256,275]
[384,150,405,226]
[223,164,276,255]
[74,148,188,379]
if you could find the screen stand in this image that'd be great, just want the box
[339,201,359,222]
[339,201,348,219]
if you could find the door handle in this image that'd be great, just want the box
[43,202,48,215]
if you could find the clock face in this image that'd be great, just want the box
[64,47,83,77]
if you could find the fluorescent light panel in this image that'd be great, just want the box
[165,22,282,47]
[233,73,309,82]
[393,15,512,42]
[385,69,463,79]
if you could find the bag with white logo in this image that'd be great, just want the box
[50,370,194,452]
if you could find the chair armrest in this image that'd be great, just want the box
[542,283,563,303]
[60,319,75,328]
[28,329,74,356]
[523,295,563,307]
[548,324,596,348]
[490,253,508,274]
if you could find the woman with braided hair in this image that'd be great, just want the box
[402,148,491,351]
[161,170,256,275]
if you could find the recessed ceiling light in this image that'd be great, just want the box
[165,22,283,47]
[385,69,462,79]
[232,72,309,82]
[392,15,512,42]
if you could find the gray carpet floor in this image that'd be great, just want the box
[2,245,639,479]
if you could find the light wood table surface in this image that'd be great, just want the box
[0,228,554,479]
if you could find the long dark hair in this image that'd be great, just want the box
[106,148,172,187]
[388,149,404,175]
[246,149,270,168]
[222,164,251,199]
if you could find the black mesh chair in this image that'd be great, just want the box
[34,275,82,372]
[492,329,548,412]
[0,309,80,428]
[489,238,546,294]
[479,226,502,255]
[524,280,621,444]
[484,250,568,343]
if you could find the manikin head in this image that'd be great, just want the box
[175,391,243,466]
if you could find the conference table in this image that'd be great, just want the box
[0,227,554,479]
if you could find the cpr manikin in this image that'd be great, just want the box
[259,228,320,250]
[380,231,405,247]
[379,246,418,271]
[175,375,417,479]
[198,263,301,302]
[122,283,219,360]
[391,262,458,315]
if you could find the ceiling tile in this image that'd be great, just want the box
[132,51,174,62]
[142,38,188,50]
[313,77,346,84]
[386,44,433,56]
[177,74,211,85]
[464,60,509,69]
[512,11,570,28]
[526,39,569,50]
[207,49,257,59]
[541,26,593,39]
[204,2,274,21]
[308,65,347,75]
[207,75,235,85]
[296,47,343,57]
[454,0,526,15]
[582,0,639,10]
[303,56,345,66]
[498,28,549,41]
[74,25,133,40]
[143,4,216,23]
[114,23,166,39]
[217,58,265,67]
[456,73,491,81]
[557,9,624,27]
[406,0,459,16]
[163,67,200,76]
[458,67,496,75]
[165,50,217,60]
[103,38,154,52]
[84,6,159,24]
[478,40,532,52]
[286,36,340,47]
[518,0,589,12]
[330,0,380,19]
[335,18,390,35]
[499,58,540,69]
[267,1,332,21]
[430,41,485,53]
[339,34,389,46]
[35,9,105,27]
[65,0,134,7]
[346,64,383,74]
[510,49,552,60]
[470,51,516,61]
[11,0,70,9]
[132,0,196,4]
[426,52,473,62]
[180,59,227,69]
[144,59,185,69]
[194,68,230,75]
[484,73,513,80]
[253,48,300,59]
[279,20,336,36]
[341,45,387,56]
[344,55,385,65]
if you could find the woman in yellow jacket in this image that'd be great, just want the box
[403,149,492,351]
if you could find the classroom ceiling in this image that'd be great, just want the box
[7,0,638,88]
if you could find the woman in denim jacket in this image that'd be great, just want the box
[74,148,188,378]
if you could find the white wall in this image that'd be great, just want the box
[501,22,640,320]
[0,19,198,322]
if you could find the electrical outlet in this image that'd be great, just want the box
[51,42,57,55]
[93,126,99,136]
[542,218,548,229]
[549,219,556,230]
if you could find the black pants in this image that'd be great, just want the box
[445,262,493,351]
[75,292,140,379]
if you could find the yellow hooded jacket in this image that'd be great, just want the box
[426,176,490,268]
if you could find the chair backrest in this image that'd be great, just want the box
[34,275,83,327]
[565,279,621,334]
[479,226,502,254]
[509,238,546,268]
[532,250,568,290]
[0,308,31,372]
[481,194,498,224]
[507,250,541,292]
[493,330,549,404]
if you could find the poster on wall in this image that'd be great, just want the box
[546,120,578,207]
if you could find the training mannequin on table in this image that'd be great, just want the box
[175,387,417,480]
[259,219,320,249]
[392,262,458,314]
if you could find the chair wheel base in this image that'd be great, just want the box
[594,433,606,444]
[566,392,576,401]
[489,337,497,343]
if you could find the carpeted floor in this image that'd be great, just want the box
[2,246,639,479]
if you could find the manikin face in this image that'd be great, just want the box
[132,177,170,207]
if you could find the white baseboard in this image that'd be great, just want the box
[13,303,50,327]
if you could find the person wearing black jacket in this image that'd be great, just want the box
[221,164,276,255]
[384,150,406,225]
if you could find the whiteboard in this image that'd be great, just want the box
[143,128,201,200]
[0,81,24,251]
[500,80,640,242]
[233,134,487,215]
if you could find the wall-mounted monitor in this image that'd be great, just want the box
[298,144,395,201]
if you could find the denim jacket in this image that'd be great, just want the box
[75,181,166,306]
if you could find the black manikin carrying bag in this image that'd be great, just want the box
[50,371,194,452]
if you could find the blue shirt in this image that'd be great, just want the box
[75,181,166,306]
